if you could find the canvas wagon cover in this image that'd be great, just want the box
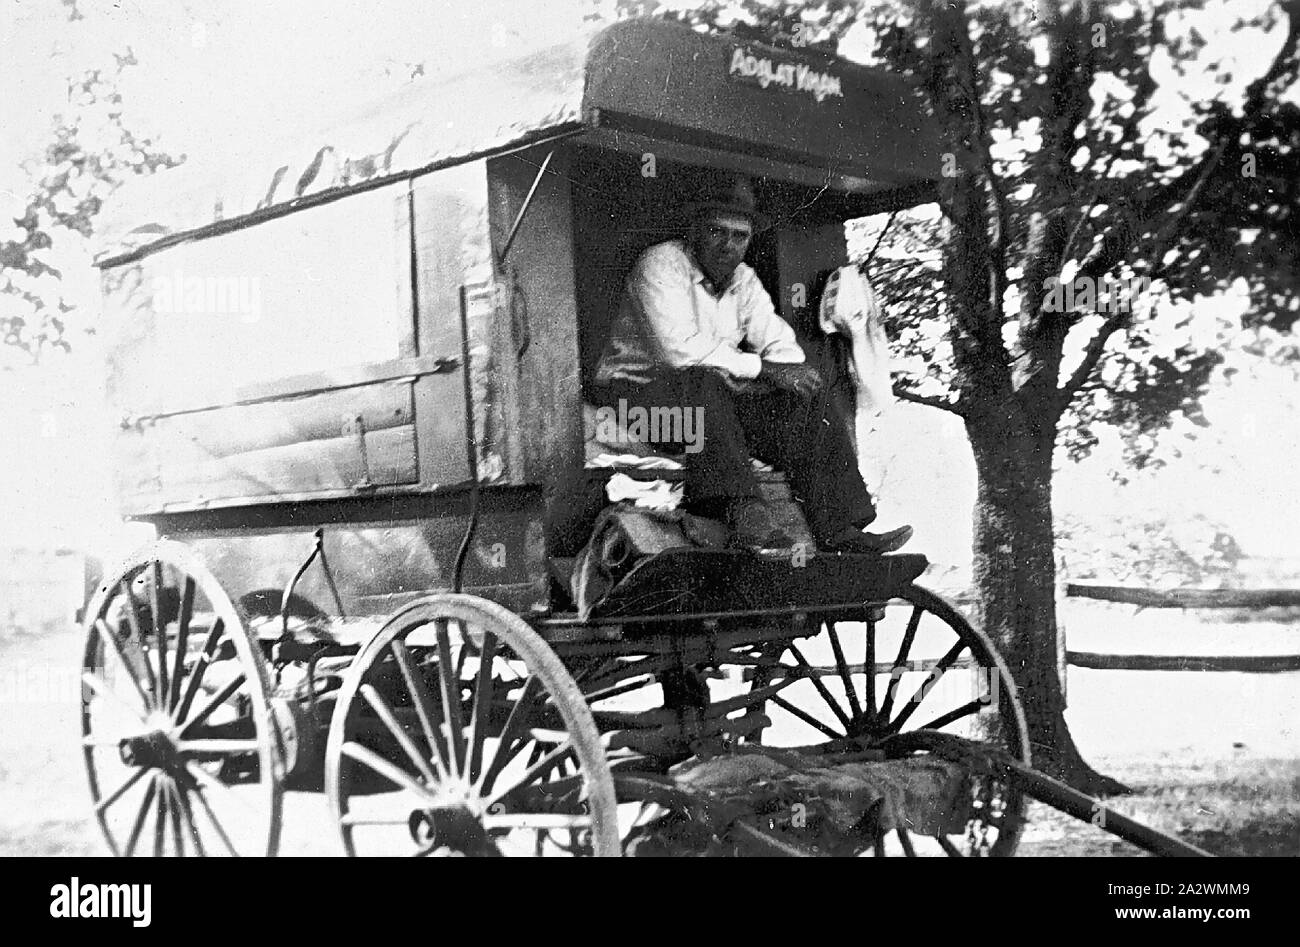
[94,19,941,265]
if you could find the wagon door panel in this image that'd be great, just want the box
[114,379,420,512]
[410,163,492,487]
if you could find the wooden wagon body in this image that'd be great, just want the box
[95,18,941,618]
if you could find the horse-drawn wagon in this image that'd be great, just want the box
[77,19,1104,857]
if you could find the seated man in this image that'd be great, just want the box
[590,173,912,554]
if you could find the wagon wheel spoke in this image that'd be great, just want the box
[914,699,986,734]
[173,780,205,857]
[390,639,452,782]
[826,621,863,722]
[486,740,574,808]
[897,825,917,857]
[339,814,411,827]
[863,612,878,722]
[95,768,148,817]
[581,673,657,706]
[937,834,964,857]
[174,618,225,724]
[183,761,258,817]
[121,579,158,700]
[884,639,967,735]
[169,576,196,712]
[465,631,498,785]
[176,739,260,755]
[877,605,921,723]
[340,741,440,803]
[788,642,852,730]
[179,671,247,735]
[81,670,147,724]
[769,695,844,740]
[150,561,170,713]
[124,776,157,858]
[483,812,592,831]
[360,683,437,785]
[434,620,466,777]
[186,773,240,856]
[161,776,185,857]
[92,619,151,715]
[477,674,544,794]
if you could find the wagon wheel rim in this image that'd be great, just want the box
[325,594,620,857]
[740,583,1029,857]
[80,540,283,857]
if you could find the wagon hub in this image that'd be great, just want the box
[119,728,180,771]
[409,805,500,857]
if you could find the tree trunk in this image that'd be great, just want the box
[967,408,1128,796]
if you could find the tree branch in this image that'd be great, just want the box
[921,0,1012,381]
[955,24,1011,312]
[1055,309,1127,409]
[893,382,968,417]
[1057,10,1165,274]
[1018,2,1098,360]
[1073,3,1300,290]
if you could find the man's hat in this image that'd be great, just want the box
[684,173,770,231]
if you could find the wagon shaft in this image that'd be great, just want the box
[880,730,1214,858]
[1003,764,1214,858]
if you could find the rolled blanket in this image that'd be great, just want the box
[571,505,729,619]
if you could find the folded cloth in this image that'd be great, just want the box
[586,452,684,471]
[818,265,894,417]
[585,452,774,473]
[606,473,684,511]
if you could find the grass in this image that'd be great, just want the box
[1017,756,1300,856]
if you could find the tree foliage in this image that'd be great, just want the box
[1,9,179,360]
[621,0,1299,469]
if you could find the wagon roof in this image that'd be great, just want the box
[95,19,942,266]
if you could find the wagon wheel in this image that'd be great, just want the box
[80,541,283,856]
[325,594,620,857]
[738,584,1029,856]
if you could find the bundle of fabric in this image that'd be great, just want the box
[818,265,894,417]
[570,504,729,619]
[622,747,975,857]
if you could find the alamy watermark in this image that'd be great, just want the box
[50,878,151,927]
[1042,274,1151,314]
[593,398,705,454]
[152,269,262,322]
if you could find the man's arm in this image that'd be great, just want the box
[738,271,826,397]
[738,270,804,364]
[628,247,763,379]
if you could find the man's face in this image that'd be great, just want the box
[692,210,753,286]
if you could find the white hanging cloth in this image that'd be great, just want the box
[818,265,894,417]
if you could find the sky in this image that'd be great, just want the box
[0,0,1296,569]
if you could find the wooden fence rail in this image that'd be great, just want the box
[1064,583,1300,609]
[1061,583,1300,675]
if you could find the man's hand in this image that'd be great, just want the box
[758,360,824,398]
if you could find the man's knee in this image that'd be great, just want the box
[673,366,735,404]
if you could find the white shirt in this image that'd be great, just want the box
[594,239,805,385]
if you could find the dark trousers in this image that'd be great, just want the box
[591,367,876,540]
